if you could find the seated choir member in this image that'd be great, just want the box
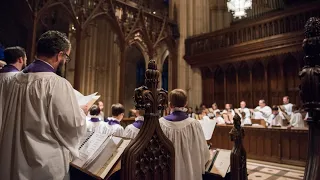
[103,103,125,136]
[187,107,196,118]
[159,89,211,180]
[236,101,251,125]
[288,105,305,128]
[215,111,226,125]
[251,99,272,122]
[86,105,106,133]
[222,104,235,124]
[123,109,144,139]
[268,106,283,126]
[208,102,219,117]
[279,96,293,120]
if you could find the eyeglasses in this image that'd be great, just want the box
[63,52,71,63]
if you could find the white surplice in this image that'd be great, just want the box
[102,118,124,137]
[215,116,225,125]
[159,117,210,180]
[253,106,272,121]
[279,103,293,119]
[123,116,144,139]
[290,112,305,128]
[0,72,86,180]
[237,108,251,125]
[268,114,283,126]
[86,116,107,133]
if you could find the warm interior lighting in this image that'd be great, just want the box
[227,0,252,18]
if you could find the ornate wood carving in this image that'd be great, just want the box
[121,59,175,180]
[230,114,248,180]
[300,17,320,180]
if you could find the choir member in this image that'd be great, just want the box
[103,103,125,136]
[279,96,293,120]
[268,106,283,126]
[159,89,211,180]
[214,110,226,125]
[222,104,235,124]
[187,107,196,118]
[123,109,144,139]
[288,105,305,128]
[208,102,219,116]
[98,100,105,120]
[0,31,87,180]
[251,99,272,122]
[235,101,251,125]
[86,105,106,133]
[0,47,27,130]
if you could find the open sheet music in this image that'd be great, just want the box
[199,117,217,140]
[71,132,131,179]
[73,89,100,107]
[206,149,231,178]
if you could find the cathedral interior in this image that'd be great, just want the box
[1,0,320,179]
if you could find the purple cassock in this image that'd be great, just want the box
[23,60,55,73]
[0,65,19,73]
[132,120,144,129]
[90,117,100,122]
[108,119,120,125]
[164,111,189,121]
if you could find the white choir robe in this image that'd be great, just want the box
[215,116,226,125]
[86,116,107,133]
[279,103,293,119]
[0,72,86,180]
[268,114,283,126]
[253,106,272,121]
[159,117,210,180]
[209,108,219,116]
[102,117,124,137]
[123,116,144,139]
[290,112,305,128]
[238,108,251,125]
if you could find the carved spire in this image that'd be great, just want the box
[121,59,174,180]
[300,17,320,180]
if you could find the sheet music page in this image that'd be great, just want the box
[210,149,231,177]
[199,118,217,140]
[72,132,109,167]
[73,89,98,106]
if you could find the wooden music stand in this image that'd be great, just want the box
[300,17,320,180]
[121,59,175,180]
[251,119,267,127]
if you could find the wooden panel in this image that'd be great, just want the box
[214,67,225,108]
[252,62,266,104]
[226,65,237,106]
[268,59,282,106]
[209,126,308,166]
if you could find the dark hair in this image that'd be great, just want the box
[169,89,187,107]
[4,46,26,64]
[90,105,100,116]
[111,103,125,116]
[36,30,71,58]
[272,105,278,111]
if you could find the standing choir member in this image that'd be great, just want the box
[251,99,272,122]
[288,105,305,128]
[268,106,283,126]
[236,101,251,125]
[222,104,235,124]
[279,96,293,120]
[98,101,105,120]
[0,47,27,130]
[86,105,106,133]
[0,31,87,180]
[103,103,125,136]
[123,109,144,139]
[159,89,211,180]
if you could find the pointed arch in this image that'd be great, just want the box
[238,61,251,107]
[214,65,224,109]
[252,61,266,104]
[225,64,237,106]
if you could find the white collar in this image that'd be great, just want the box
[110,117,121,122]
[36,59,55,69]
[171,107,188,113]
[135,116,144,121]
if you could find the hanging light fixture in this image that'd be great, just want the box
[227,0,252,19]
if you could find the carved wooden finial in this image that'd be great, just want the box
[300,17,320,180]
[121,59,175,180]
[229,113,248,180]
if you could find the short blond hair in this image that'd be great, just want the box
[169,89,187,107]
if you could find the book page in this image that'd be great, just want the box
[73,89,98,107]
[199,118,217,140]
[210,149,231,178]
[72,132,109,167]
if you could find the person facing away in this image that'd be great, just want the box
[0,31,87,180]
[288,105,305,128]
[123,109,144,139]
[159,89,211,180]
[0,46,27,130]
[268,105,283,126]
[103,103,125,136]
[87,105,107,133]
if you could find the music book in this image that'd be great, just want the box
[206,149,231,178]
[71,132,131,179]
[73,89,100,107]
[199,117,217,140]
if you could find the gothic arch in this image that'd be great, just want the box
[128,38,150,66]
[213,65,225,108]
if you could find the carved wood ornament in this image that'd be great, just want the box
[230,113,248,180]
[121,59,175,180]
[300,17,320,180]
